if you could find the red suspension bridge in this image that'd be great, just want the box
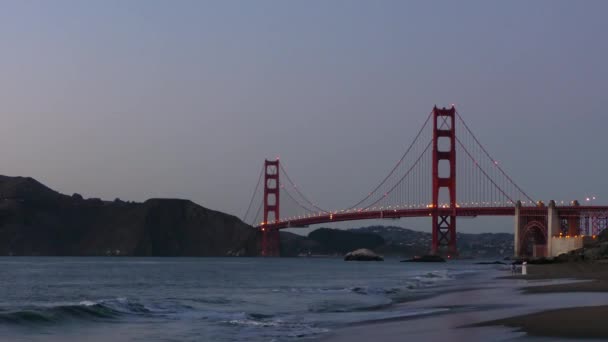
[243,106,608,257]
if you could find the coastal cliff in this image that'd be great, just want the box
[0,176,258,256]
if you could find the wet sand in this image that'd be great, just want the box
[476,262,608,339]
[509,262,608,293]
[473,305,608,339]
[321,262,608,341]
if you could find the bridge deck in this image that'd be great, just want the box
[257,206,608,230]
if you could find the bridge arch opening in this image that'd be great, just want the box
[520,221,547,257]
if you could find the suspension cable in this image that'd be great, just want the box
[347,110,433,210]
[455,111,534,202]
[243,164,264,222]
[364,140,433,209]
[279,164,328,213]
[252,200,264,226]
[456,137,515,205]
[280,182,316,214]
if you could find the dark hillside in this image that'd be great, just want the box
[0,176,258,256]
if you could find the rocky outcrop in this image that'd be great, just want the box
[553,230,608,263]
[0,175,258,256]
[344,248,383,261]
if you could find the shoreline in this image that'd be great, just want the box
[474,262,608,339]
[320,262,608,341]
[471,305,608,339]
[505,262,608,293]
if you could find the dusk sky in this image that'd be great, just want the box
[1,0,607,233]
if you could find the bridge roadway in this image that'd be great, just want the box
[257,206,608,231]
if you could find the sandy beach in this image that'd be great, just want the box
[477,262,608,339]
[509,262,608,293]
[320,262,608,341]
[473,305,608,339]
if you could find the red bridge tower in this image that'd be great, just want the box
[261,159,280,256]
[431,106,457,255]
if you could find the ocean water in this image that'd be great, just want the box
[0,257,502,342]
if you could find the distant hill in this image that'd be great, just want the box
[0,175,258,256]
[308,228,384,254]
[279,228,383,256]
[280,225,514,258]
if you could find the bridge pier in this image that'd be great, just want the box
[514,200,599,259]
[514,201,548,258]
[514,201,521,257]
[568,200,580,235]
[546,200,560,257]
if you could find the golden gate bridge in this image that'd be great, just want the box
[243,106,608,257]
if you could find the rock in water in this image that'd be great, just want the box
[474,261,506,265]
[401,255,446,262]
[344,248,383,261]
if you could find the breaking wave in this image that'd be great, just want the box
[0,298,152,326]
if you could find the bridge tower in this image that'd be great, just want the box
[261,159,280,256]
[431,106,457,255]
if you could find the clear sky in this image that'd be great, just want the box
[0,0,606,233]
